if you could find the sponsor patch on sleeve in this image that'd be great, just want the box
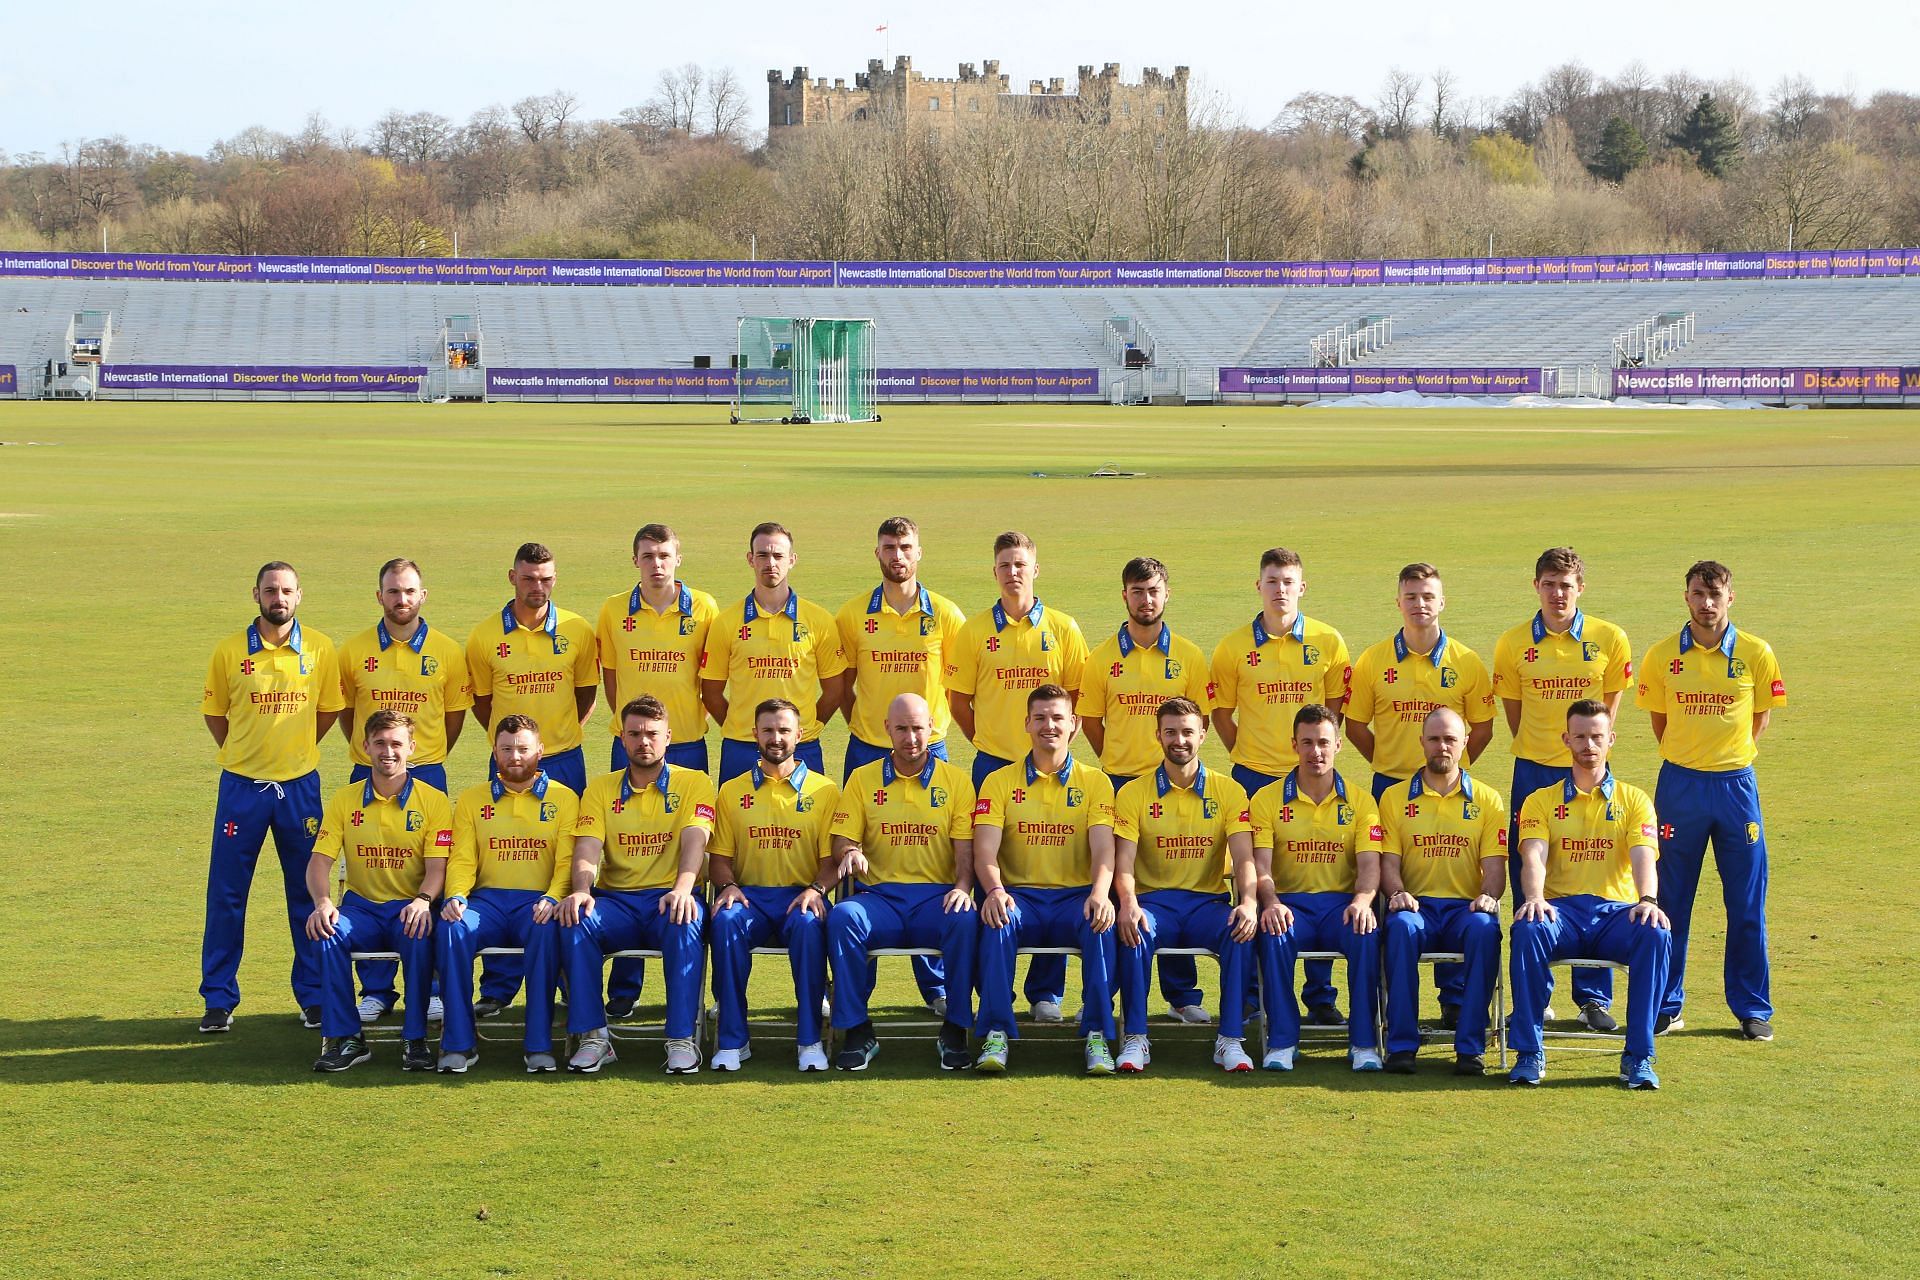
[694,803,716,822]
[974,799,992,817]
[434,830,452,847]
[1496,829,1508,847]
[1622,660,1634,679]
[1640,823,1657,839]
[1368,823,1385,841]
[1771,679,1786,698]
[1239,809,1251,823]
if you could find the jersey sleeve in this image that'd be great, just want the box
[1354,789,1386,855]
[1111,779,1144,843]
[443,643,475,713]
[945,774,978,842]
[448,796,480,898]
[1249,784,1279,850]
[465,627,496,700]
[699,612,735,683]
[202,643,231,716]
[1634,642,1667,712]
[1220,778,1253,837]
[572,778,608,842]
[595,599,619,673]
[312,638,345,713]
[422,788,455,857]
[569,621,599,688]
[679,773,719,836]
[1462,652,1495,724]
[1604,627,1634,696]
[1059,618,1090,693]
[1492,632,1520,703]
[337,642,361,710]
[833,601,862,678]
[1755,640,1786,708]
[811,783,841,862]
[936,598,969,676]
[1208,636,1240,711]
[1323,631,1353,707]
[1476,787,1509,862]
[1626,788,1659,854]
[828,787,869,843]
[1517,790,1551,851]
[973,769,1008,829]
[1345,649,1378,723]
[1088,769,1117,830]
[945,616,981,696]
[1078,644,1113,717]
[1183,642,1214,713]
[813,608,850,680]
[312,789,347,861]
[545,789,580,899]
[1377,786,1408,857]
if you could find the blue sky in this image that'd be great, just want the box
[1,0,1907,156]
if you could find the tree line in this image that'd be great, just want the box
[4,60,1917,261]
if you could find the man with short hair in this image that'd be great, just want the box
[199,561,344,1033]
[337,557,472,1023]
[972,685,1120,1075]
[302,711,451,1072]
[708,699,841,1071]
[1508,700,1672,1088]
[1636,560,1784,1042]
[826,693,981,1071]
[1112,698,1258,1074]
[465,542,598,796]
[1081,557,1216,1024]
[556,696,717,1075]
[435,715,577,1074]
[946,531,1091,1021]
[1378,708,1507,1075]
[1249,704,1385,1072]
[702,523,849,784]
[1492,547,1634,1032]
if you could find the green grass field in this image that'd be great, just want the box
[1,402,1915,1278]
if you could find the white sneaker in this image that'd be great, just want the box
[1214,1036,1254,1072]
[1169,1003,1213,1025]
[797,1042,830,1072]
[664,1037,701,1074]
[356,994,389,1024]
[1117,1034,1151,1073]
[1262,1046,1296,1071]
[1350,1047,1384,1072]
[1030,998,1064,1023]
[821,997,834,1024]
[1543,1003,1558,1022]
[928,995,949,1019]
[426,996,444,1023]
[711,1046,751,1071]
[567,1031,617,1074]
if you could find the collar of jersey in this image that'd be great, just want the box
[1251,612,1306,647]
[501,602,560,653]
[1282,768,1347,805]
[743,590,799,623]
[1562,772,1617,803]
[377,619,429,653]
[993,598,1045,631]
[1394,627,1448,666]
[882,754,939,788]
[1408,771,1473,803]
[631,581,694,617]
[247,619,303,655]
[1155,762,1208,798]
[361,775,416,808]
[1118,622,1171,657]
[869,583,932,616]
[620,764,673,804]
[752,759,810,791]
[492,772,551,803]
[1677,621,1737,657]
[1531,610,1584,644]
[1024,752,1075,785]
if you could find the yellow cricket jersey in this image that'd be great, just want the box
[1208,613,1351,776]
[975,755,1116,890]
[1114,765,1252,894]
[945,599,1091,761]
[1636,624,1786,771]
[836,584,968,748]
[1347,630,1496,780]
[831,755,976,885]
[1379,772,1507,901]
[313,776,453,903]
[1517,774,1658,903]
[447,773,577,900]
[711,761,839,888]
[574,765,718,892]
[202,620,346,781]
[337,620,474,766]
[1080,624,1214,778]
[595,581,718,745]
[701,591,848,742]
[1492,611,1633,766]
[1250,770,1384,896]
[465,604,598,754]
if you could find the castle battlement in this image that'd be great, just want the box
[769,55,1186,131]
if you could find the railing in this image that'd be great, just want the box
[1104,316,1155,367]
[1308,316,1394,367]
[1545,364,1608,398]
[1611,312,1694,368]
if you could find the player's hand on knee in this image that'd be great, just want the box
[1470,893,1501,915]
[400,898,433,940]
[440,896,467,924]
[1344,898,1377,935]
[838,848,869,881]
[1388,890,1418,914]
[1085,893,1116,934]
[1115,899,1144,947]
[1228,900,1258,943]
[532,896,558,925]
[305,899,338,941]
[662,888,699,924]
[1514,897,1555,924]
[557,891,593,927]
[1260,901,1292,935]
[1629,897,1669,929]
[981,886,1011,928]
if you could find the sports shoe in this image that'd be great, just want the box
[927,996,949,1020]
[300,1006,323,1030]
[357,994,391,1024]
[1350,1047,1384,1072]
[937,1022,972,1071]
[1385,1050,1418,1074]
[1305,1002,1344,1027]
[567,1030,617,1074]
[524,1051,558,1073]
[605,995,637,1020]
[474,997,507,1020]
[198,1007,233,1034]
[1740,1017,1774,1042]
[1117,1034,1151,1073]
[1168,1003,1213,1025]
[710,1046,751,1072]
[1654,1012,1684,1036]
[1261,1045,1296,1071]
[836,1026,880,1071]
[797,1042,830,1072]
[1214,1037,1253,1072]
[665,1038,701,1074]
[401,1039,434,1071]
[1439,1005,1459,1031]
[1579,1002,1620,1033]
[821,997,834,1024]
[1507,1051,1545,1085]
[975,1030,1010,1073]
[1085,1034,1116,1075]
[437,1049,477,1073]
[426,996,444,1023]
[1030,998,1063,1024]
[1621,1055,1661,1090]
[1453,1052,1485,1076]
[313,1036,371,1072]
[1542,1003,1558,1022]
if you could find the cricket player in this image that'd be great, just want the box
[1378,708,1507,1075]
[465,542,598,796]
[1508,699,1672,1088]
[199,561,344,1033]
[302,711,450,1072]
[556,696,716,1075]
[708,698,840,1071]
[1637,560,1784,1041]
[595,524,717,775]
[1492,547,1634,1032]
[1111,698,1258,1074]
[434,715,577,1073]
[701,523,848,783]
[971,685,1120,1075]
[1249,704,1385,1071]
[826,693,980,1072]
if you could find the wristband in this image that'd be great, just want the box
[808,882,830,897]
[413,892,433,903]
[1638,894,1658,905]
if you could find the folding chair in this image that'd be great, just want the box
[863,947,946,1045]
[1292,950,1385,1057]
[1414,949,1508,1069]
[603,948,708,1049]
[1144,946,1259,1044]
[344,949,411,1044]
[1014,945,1098,1039]
[1538,957,1629,1056]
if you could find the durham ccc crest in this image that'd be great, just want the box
[1301,644,1320,666]
[1065,787,1083,808]
[1729,658,1748,677]
[679,616,697,636]
[1202,796,1219,819]
[1746,822,1760,844]
[1335,803,1353,826]
[1439,667,1459,688]
[304,816,320,836]
[540,802,558,822]
[664,792,680,813]
[929,786,948,808]
[421,656,440,676]
[1581,641,1602,663]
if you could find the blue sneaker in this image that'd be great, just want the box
[1621,1055,1660,1090]
[1507,1051,1545,1085]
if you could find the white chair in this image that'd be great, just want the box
[1537,957,1629,1057]
[1414,949,1508,1069]
[603,948,707,1049]
[1291,949,1385,1056]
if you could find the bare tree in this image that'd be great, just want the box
[705,69,750,143]
[1376,68,1423,140]
[651,64,704,136]
[1429,68,1459,138]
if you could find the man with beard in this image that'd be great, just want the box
[1080,557,1216,1025]
[198,561,344,1033]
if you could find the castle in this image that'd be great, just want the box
[767,57,1189,132]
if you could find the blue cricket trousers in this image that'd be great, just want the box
[1655,762,1771,1022]
[1382,896,1501,1056]
[307,891,433,1040]
[975,886,1118,1041]
[1509,894,1671,1061]
[1117,888,1251,1038]
[710,884,828,1051]
[202,769,323,1010]
[828,881,978,1029]
[1256,891,1380,1052]
[560,888,706,1041]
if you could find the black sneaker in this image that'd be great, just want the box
[836,1024,880,1071]
[474,997,507,1020]
[401,1039,434,1072]
[1385,1050,1418,1074]
[300,1005,323,1030]
[313,1036,371,1073]
[1579,1002,1620,1033]
[1453,1052,1486,1076]
[1305,1002,1345,1027]
[1740,1017,1774,1042]
[605,995,638,1021]
[198,1007,234,1034]
[938,1021,972,1071]
[1438,1005,1459,1032]
[1654,1012,1684,1036]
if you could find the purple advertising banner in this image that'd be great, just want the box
[1613,366,1920,398]
[0,365,15,395]
[97,364,425,391]
[5,249,1920,290]
[1218,367,1544,396]
[484,367,1101,399]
